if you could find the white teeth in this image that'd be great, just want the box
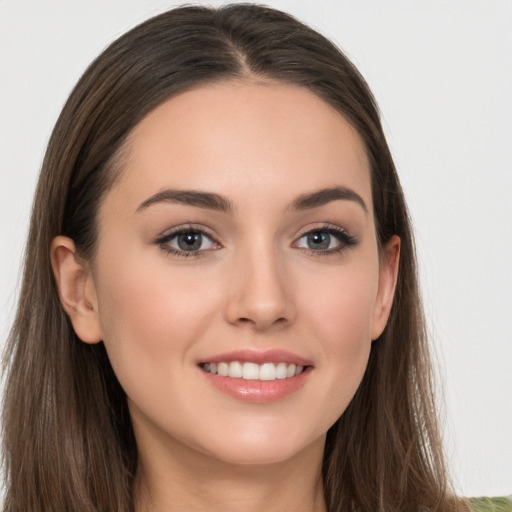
[228,361,243,378]
[259,363,276,381]
[202,361,306,381]
[275,362,287,379]
[242,362,259,380]
[217,362,228,376]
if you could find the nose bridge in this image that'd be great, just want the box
[225,232,294,330]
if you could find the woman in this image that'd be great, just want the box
[1,4,475,511]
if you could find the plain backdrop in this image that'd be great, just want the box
[1,0,511,498]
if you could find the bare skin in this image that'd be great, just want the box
[51,80,399,512]
[134,432,326,512]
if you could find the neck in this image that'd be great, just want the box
[133,432,327,512]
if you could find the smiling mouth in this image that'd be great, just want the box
[201,361,305,381]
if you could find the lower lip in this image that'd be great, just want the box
[200,367,311,403]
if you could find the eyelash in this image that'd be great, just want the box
[295,224,358,256]
[155,225,219,258]
[155,223,358,258]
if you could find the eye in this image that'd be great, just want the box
[157,228,219,256]
[294,226,357,254]
[174,232,211,251]
[301,231,334,250]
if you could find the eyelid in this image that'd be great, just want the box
[154,224,222,257]
[292,223,358,253]
[153,222,357,258]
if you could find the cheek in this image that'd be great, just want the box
[299,262,378,418]
[93,252,219,395]
[305,260,378,352]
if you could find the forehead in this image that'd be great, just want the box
[107,80,372,214]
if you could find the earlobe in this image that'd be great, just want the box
[50,236,103,344]
[371,235,400,341]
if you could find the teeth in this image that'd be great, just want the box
[275,362,287,379]
[217,362,228,376]
[202,361,306,381]
[259,363,276,381]
[229,361,243,378]
[242,362,259,380]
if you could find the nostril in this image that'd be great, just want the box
[224,277,296,329]
[235,315,288,330]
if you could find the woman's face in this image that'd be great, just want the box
[69,81,398,467]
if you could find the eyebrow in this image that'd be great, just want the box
[135,185,368,215]
[288,186,368,214]
[136,189,235,214]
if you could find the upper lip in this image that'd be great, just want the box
[198,349,312,367]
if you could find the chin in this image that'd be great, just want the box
[195,425,325,467]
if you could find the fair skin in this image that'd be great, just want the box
[51,80,399,512]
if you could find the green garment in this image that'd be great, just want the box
[470,497,512,512]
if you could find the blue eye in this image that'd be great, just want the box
[175,232,206,251]
[295,227,356,253]
[158,229,217,256]
[304,231,332,250]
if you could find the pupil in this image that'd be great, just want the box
[178,233,201,251]
[307,231,330,250]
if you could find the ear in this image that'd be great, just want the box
[371,235,400,341]
[50,236,103,344]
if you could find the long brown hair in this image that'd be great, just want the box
[2,5,467,511]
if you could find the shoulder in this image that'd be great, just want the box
[469,497,512,512]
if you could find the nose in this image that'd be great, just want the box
[224,244,296,331]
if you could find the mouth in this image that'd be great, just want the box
[198,349,313,402]
[201,361,306,381]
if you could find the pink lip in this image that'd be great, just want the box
[198,348,312,366]
[200,367,312,403]
[197,349,313,403]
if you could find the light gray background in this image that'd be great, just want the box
[1,0,511,497]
